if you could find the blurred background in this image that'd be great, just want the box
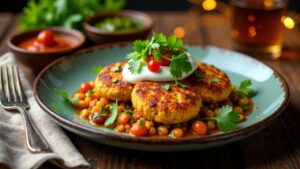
[2,0,300,12]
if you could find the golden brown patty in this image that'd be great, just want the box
[184,62,232,103]
[94,62,133,101]
[131,81,202,124]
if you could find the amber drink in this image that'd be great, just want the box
[231,0,287,58]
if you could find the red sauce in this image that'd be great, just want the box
[18,30,74,52]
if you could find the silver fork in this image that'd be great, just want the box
[0,65,50,153]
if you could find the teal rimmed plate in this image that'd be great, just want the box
[34,43,289,151]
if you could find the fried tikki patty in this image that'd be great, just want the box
[94,62,133,101]
[131,81,202,124]
[184,62,232,103]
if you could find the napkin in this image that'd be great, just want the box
[0,53,90,169]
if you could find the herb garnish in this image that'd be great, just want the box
[126,33,192,78]
[125,107,134,123]
[199,105,240,132]
[236,79,255,97]
[194,71,204,78]
[111,65,122,72]
[175,80,186,88]
[139,120,145,126]
[86,90,95,97]
[162,84,171,91]
[210,78,220,83]
[104,100,118,127]
[92,66,103,74]
[112,78,118,83]
[54,88,79,105]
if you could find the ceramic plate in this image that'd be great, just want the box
[34,43,289,151]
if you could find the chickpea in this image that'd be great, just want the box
[99,98,109,106]
[89,81,95,88]
[125,124,131,131]
[77,100,89,109]
[145,121,154,129]
[91,92,100,100]
[80,109,91,119]
[205,110,214,117]
[73,92,85,100]
[149,127,157,135]
[158,125,169,135]
[133,113,141,120]
[84,97,92,105]
[92,105,100,112]
[206,120,216,131]
[239,114,245,121]
[234,106,243,114]
[117,104,125,112]
[115,124,125,132]
[239,97,250,105]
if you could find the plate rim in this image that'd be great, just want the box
[33,42,290,145]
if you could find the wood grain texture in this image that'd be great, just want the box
[1,12,300,169]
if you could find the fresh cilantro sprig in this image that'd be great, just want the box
[236,79,255,97]
[199,105,240,132]
[54,88,79,105]
[104,100,118,127]
[126,33,192,78]
[162,84,171,91]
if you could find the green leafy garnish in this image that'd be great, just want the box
[92,113,99,120]
[92,66,103,74]
[175,80,186,88]
[86,90,95,97]
[18,0,126,31]
[241,105,249,111]
[126,33,192,78]
[111,65,122,72]
[162,84,171,91]
[236,79,255,97]
[54,88,79,105]
[124,106,134,123]
[199,105,240,132]
[194,71,204,78]
[139,120,145,126]
[104,100,118,127]
[112,78,118,83]
[210,78,220,83]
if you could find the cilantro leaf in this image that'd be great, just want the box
[133,40,149,53]
[86,90,95,97]
[139,120,145,126]
[236,79,255,97]
[54,88,79,105]
[166,35,184,49]
[153,33,167,43]
[111,65,122,72]
[104,100,118,127]
[128,59,143,74]
[175,80,186,88]
[92,66,103,74]
[125,106,134,123]
[210,78,220,83]
[170,53,192,78]
[215,106,240,131]
[194,71,204,78]
[162,84,171,91]
[153,50,162,61]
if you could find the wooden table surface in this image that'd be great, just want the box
[1,12,300,169]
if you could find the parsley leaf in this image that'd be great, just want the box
[162,84,171,91]
[153,50,162,61]
[153,33,167,43]
[133,40,149,53]
[111,65,122,72]
[128,59,144,74]
[92,66,103,74]
[86,90,95,97]
[170,53,192,78]
[104,100,118,127]
[166,35,184,49]
[236,79,255,97]
[54,88,79,105]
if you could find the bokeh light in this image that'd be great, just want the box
[282,17,295,29]
[202,0,217,11]
[174,27,186,38]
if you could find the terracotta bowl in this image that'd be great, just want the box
[7,27,85,74]
[84,10,154,44]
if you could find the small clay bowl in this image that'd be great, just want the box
[84,10,154,44]
[7,27,85,74]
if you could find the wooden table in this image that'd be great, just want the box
[1,12,300,169]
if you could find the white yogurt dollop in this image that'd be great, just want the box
[122,53,197,84]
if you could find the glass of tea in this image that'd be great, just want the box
[230,0,287,59]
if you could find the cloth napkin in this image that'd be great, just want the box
[0,53,90,169]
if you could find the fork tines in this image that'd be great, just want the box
[0,65,26,103]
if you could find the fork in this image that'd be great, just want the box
[0,65,50,153]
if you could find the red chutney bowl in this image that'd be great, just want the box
[7,27,85,74]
